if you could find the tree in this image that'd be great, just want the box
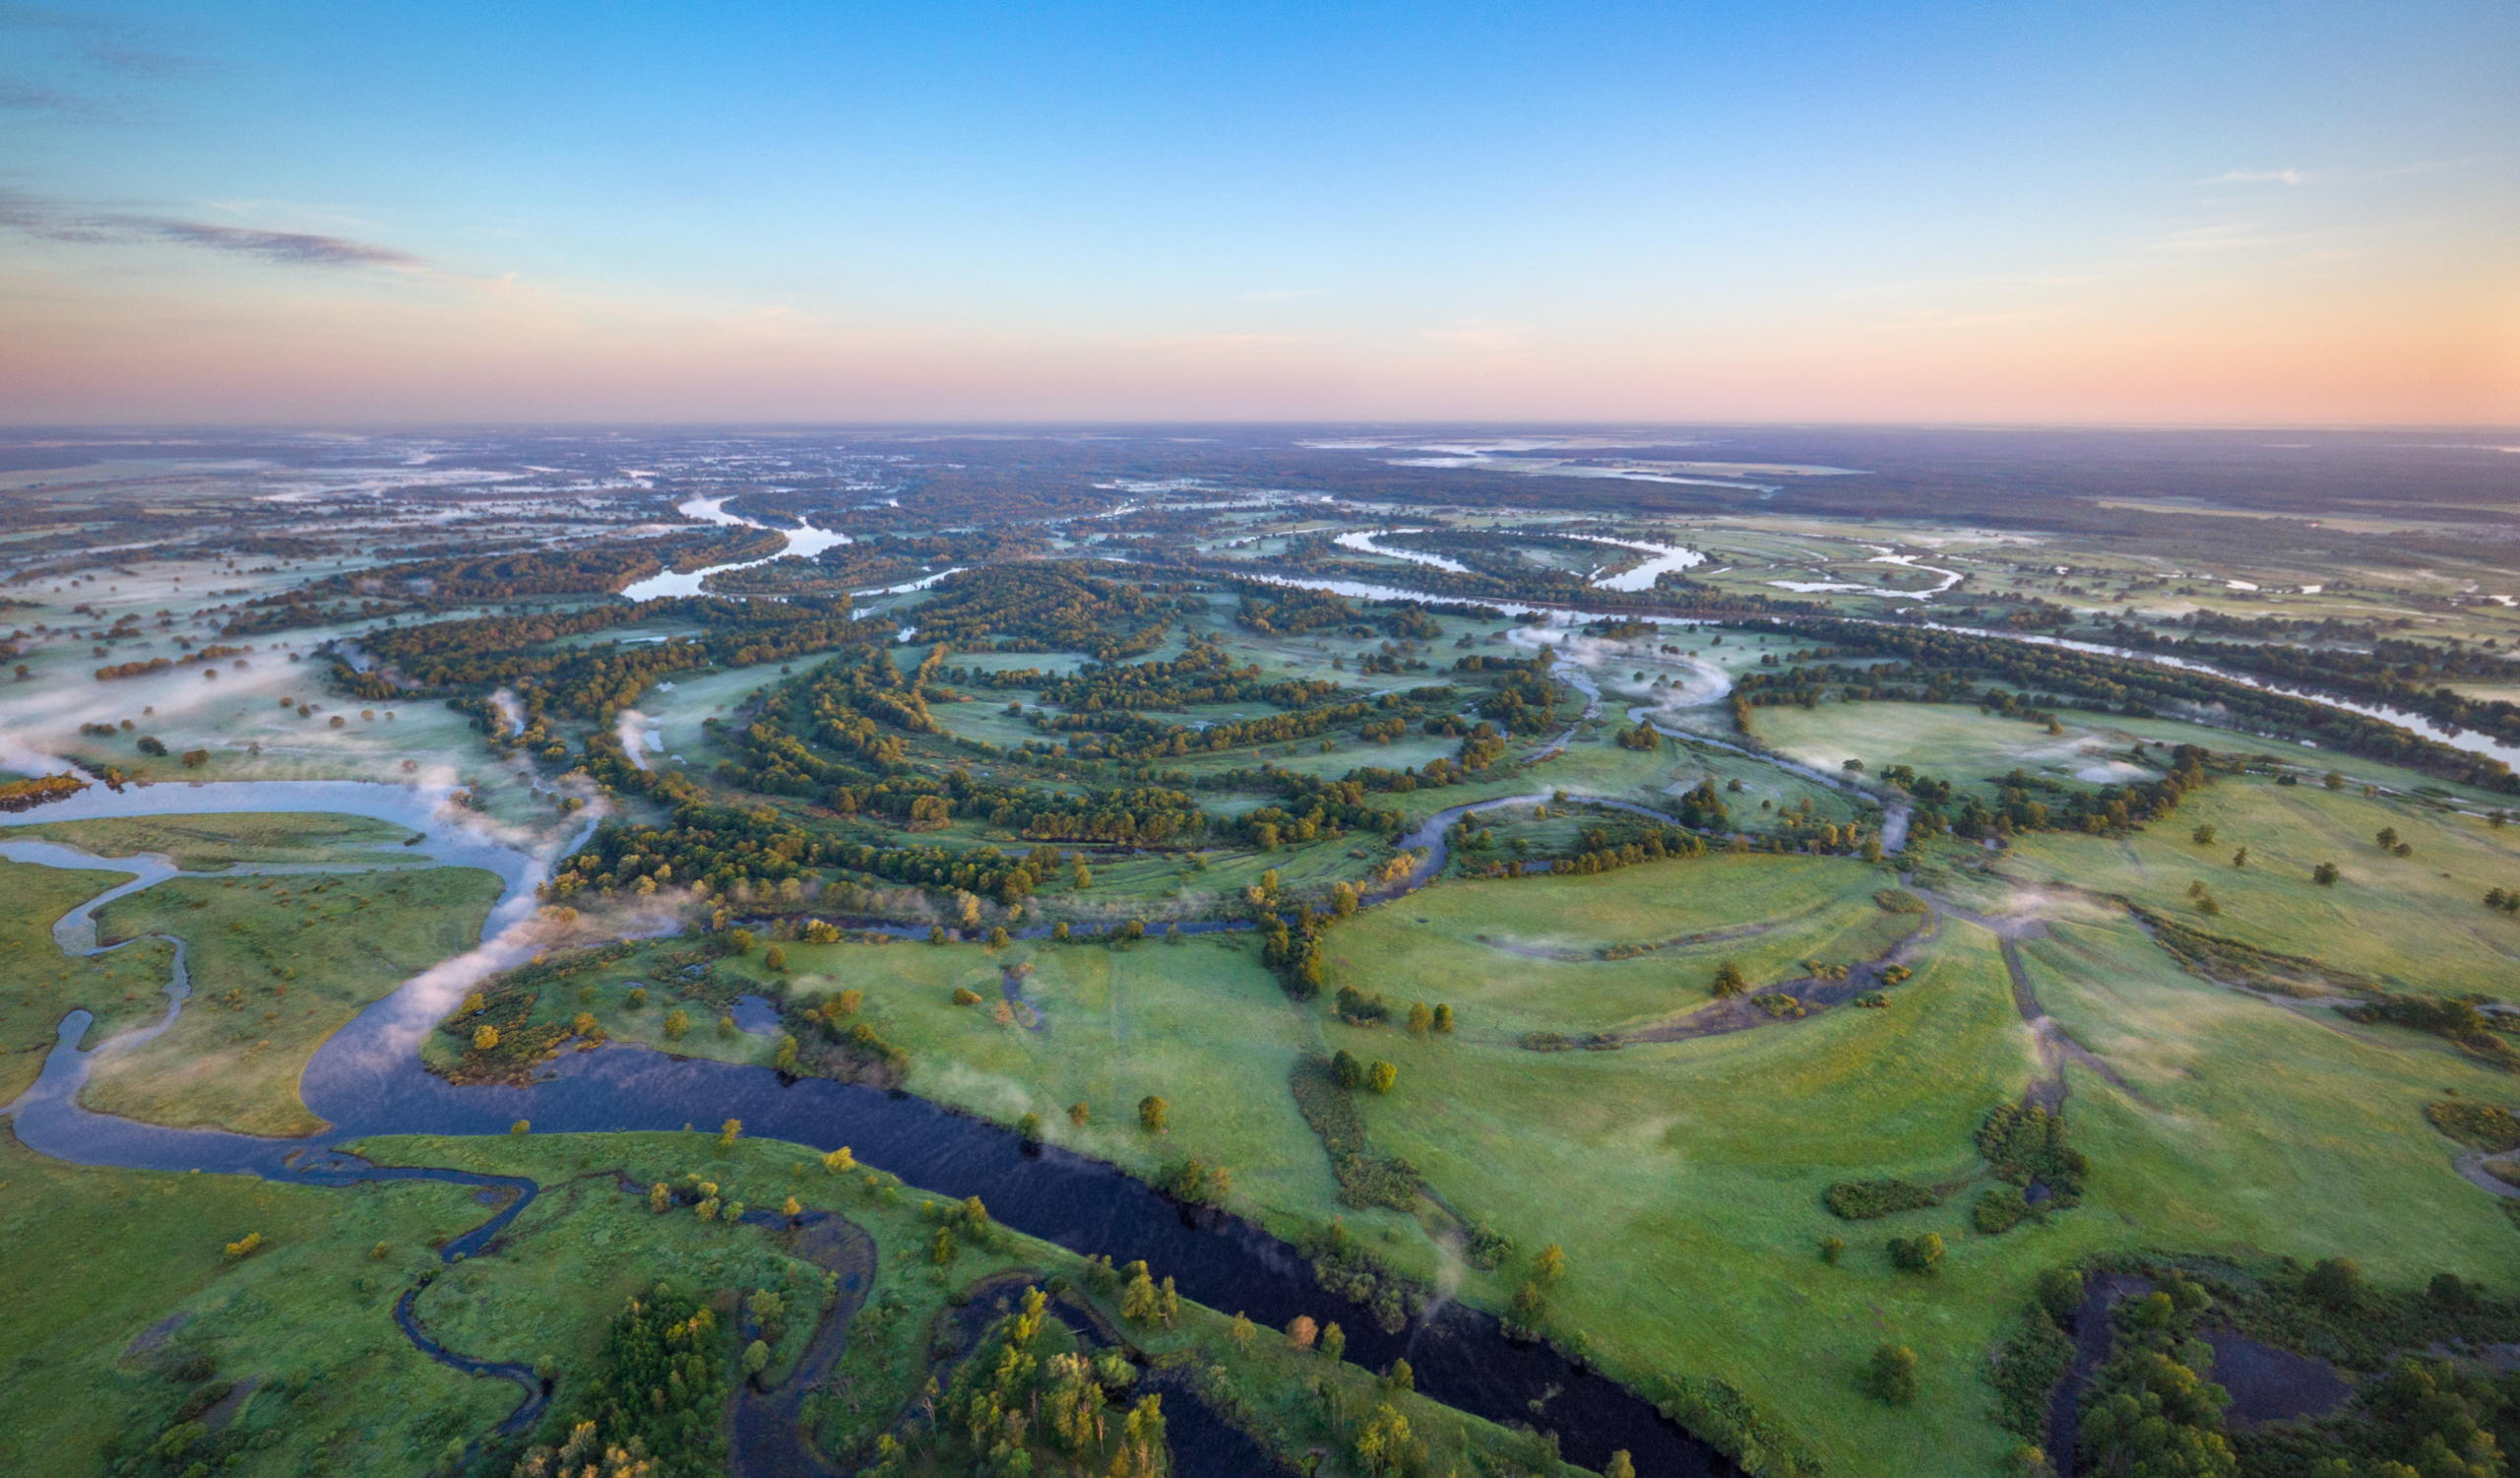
[1138,1094,1168,1132]
[1606,1453,1637,1478]
[1408,1000,1434,1035]
[1367,1060,1398,1094]
[1820,1236,1845,1264]
[1712,960,1746,997]
[1332,1050,1364,1089]
[2037,1267,2085,1321]
[1286,1315,1318,1350]
[2304,1256,2365,1310]
[472,1024,500,1052]
[743,1339,771,1379]
[1068,1100,1090,1126]
[1432,1002,1454,1033]
[763,945,788,972]
[1866,1344,1920,1404]
[2313,861,2341,886]
[719,1118,743,1148]
[822,1145,854,1174]
[649,1182,671,1214]
[510,1119,531,1135]
[931,1226,957,1265]
[1889,1232,1944,1274]
[727,928,755,954]
[1535,1242,1568,1286]
[663,1008,689,1040]
[1229,1312,1254,1345]
[1119,1263,1160,1322]
[2192,824,2217,845]
[1320,1321,1346,1363]
[1355,1402,1415,1477]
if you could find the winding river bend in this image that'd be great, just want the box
[0,780,1731,1477]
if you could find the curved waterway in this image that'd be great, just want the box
[619,494,852,601]
[0,780,1731,1477]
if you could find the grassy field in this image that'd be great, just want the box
[2000,773,2520,998]
[1335,893,2520,1477]
[0,1124,504,1477]
[0,860,179,1100]
[1346,922,2047,1476]
[1753,701,2160,800]
[2018,915,2520,1285]
[1322,852,1917,1038]
[85,865,505,1135]
[10,810,427,870]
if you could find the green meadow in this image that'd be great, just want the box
[2001,774,2520,998]
[85,865,504,1135]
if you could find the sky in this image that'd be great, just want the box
[2,0,2515,425]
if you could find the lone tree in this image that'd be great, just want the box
[2312,862,2341,886]
[1866,1344,1920,1404]
[1138,1095,1169,1133]
[1712,960,1747,997]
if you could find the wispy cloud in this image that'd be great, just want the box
[0,5,210,120]
[2200,168,2305,186]
[0,188,429,269]
[0,76,107,118]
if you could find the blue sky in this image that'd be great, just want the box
[3,1,2513,421]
